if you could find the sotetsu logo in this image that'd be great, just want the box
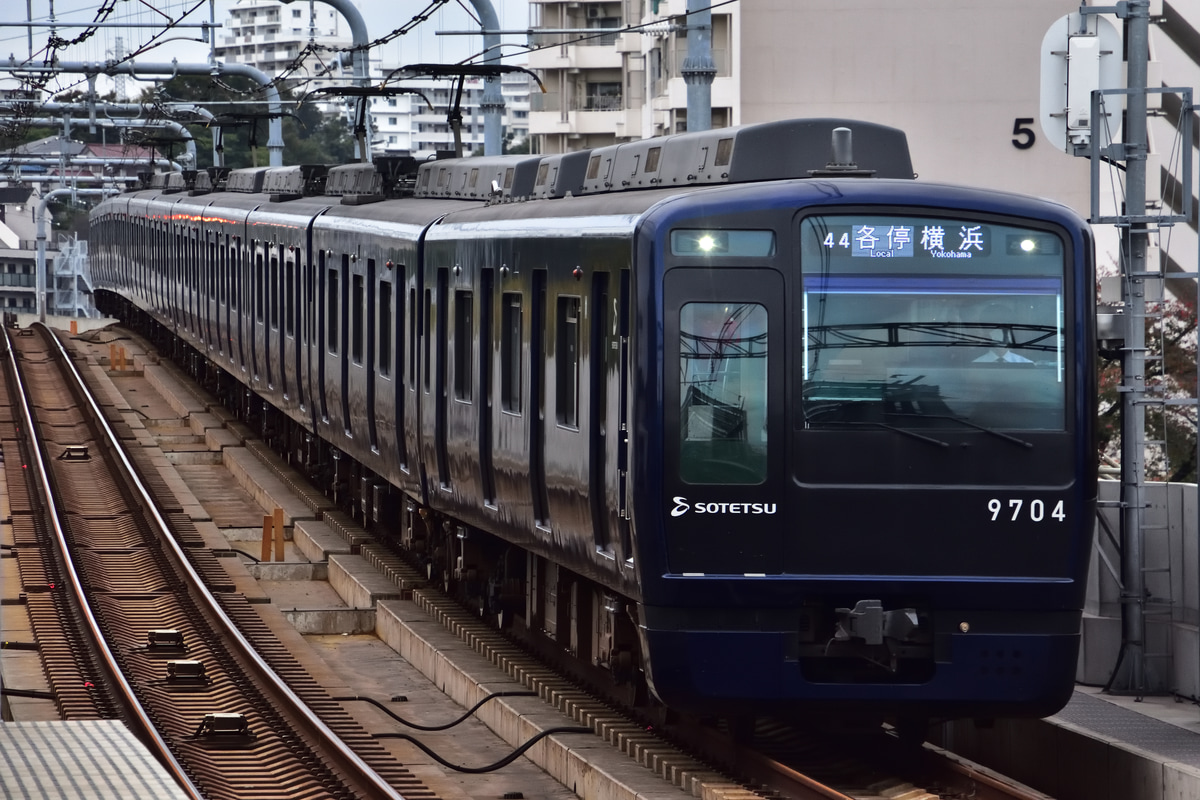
[670,497,778,517]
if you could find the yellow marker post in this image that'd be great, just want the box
[261,514,272,562]
[273,507,285,562]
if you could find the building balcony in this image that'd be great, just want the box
[527,42,624,71]
[531,92,624,113]
[529,107,624,137]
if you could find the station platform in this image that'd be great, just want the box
[938,685,1200,800]
[0,720,189,799]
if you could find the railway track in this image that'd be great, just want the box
[3,323,438,800]
[8,320,1058,800]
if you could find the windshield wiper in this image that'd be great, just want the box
[805,407,950,448]
[886,412,1033,449]
[805,403,1034,449]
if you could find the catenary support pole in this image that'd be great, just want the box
[0,58,284,166]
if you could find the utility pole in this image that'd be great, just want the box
[681,0,715,132]
[1118,0,1152,695]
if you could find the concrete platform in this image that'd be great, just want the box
[0,720,190,799]
[939,686,1200,800]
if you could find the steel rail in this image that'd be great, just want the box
[3,325,205,800]
[37,322,408,800]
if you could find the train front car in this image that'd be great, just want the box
[632,178,1096,723]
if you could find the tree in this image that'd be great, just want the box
[1097,296,1198,481]
[142,75,355,169]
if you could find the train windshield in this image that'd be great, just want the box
[799,214,1067,431]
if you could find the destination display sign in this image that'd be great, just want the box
[804,215,1064,268]
[819,222,992,258]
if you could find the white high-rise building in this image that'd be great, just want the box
[213,1,531,160]
[214,0,352,86]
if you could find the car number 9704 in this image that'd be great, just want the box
[987,498,1066,522]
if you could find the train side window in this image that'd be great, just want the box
[285,253,295,336]
[328,265,339,354]
[231,240,240,311]
[379,280,392,378]
[352,272,364,364]
[454,290,473,401]
[408,286,417,387]
[269,251,280,329]
[255,246,264,322]
[219,236,227,305]
[208,237,216,299]
[501,292,523,412]
[423,288,433,392]
[678,301,768,485]
[556,295,580,428]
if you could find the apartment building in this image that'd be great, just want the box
[371,71,531,160]
[527,0,737,153]
[214,0,352,85]
[214,1,530,160]
[524,0,1112,218]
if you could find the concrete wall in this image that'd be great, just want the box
[1081,480,1200,697]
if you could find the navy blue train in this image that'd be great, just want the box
[90,118,1097,725]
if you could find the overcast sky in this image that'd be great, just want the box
[0,0,532,97]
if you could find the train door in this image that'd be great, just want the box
[427,267,449,488]
[316,247,329,423]
[529,269,550,529]
[280,242,292,401]
[278,244,289,398]
[251,239,264,382]
[216,233,227,357]
[205,229,217,352]
[403,261,422,491]
[375,260,397,464]
[233,235,246,373]
[478,268,496,504]
[338,253,351,434]
[364,257,377,449]
[660,267,787,575]
[346,254,370,444]
[188,226,200,336]
[266,243,279,389]
[589,271,614,555]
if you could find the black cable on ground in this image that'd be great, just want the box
[373,726,593,773]
[0,641,39,650]
[1,687,55,700]
[212,547,262,563]
[336,690,537,731]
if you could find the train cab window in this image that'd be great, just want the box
[798,215,1067,431]
[352,273,364,364]
[328,267,339,354]
[678,302,769,485]
[454,290,473,400]
[556,295,580,428]
[501,292,523,412]
[379,280,392,377]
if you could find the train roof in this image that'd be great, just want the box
[410,118,914,202]
[112,118,914,208]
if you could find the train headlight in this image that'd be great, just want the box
[1005,233,1061,256]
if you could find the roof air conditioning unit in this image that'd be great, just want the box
[588,7,601,18]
